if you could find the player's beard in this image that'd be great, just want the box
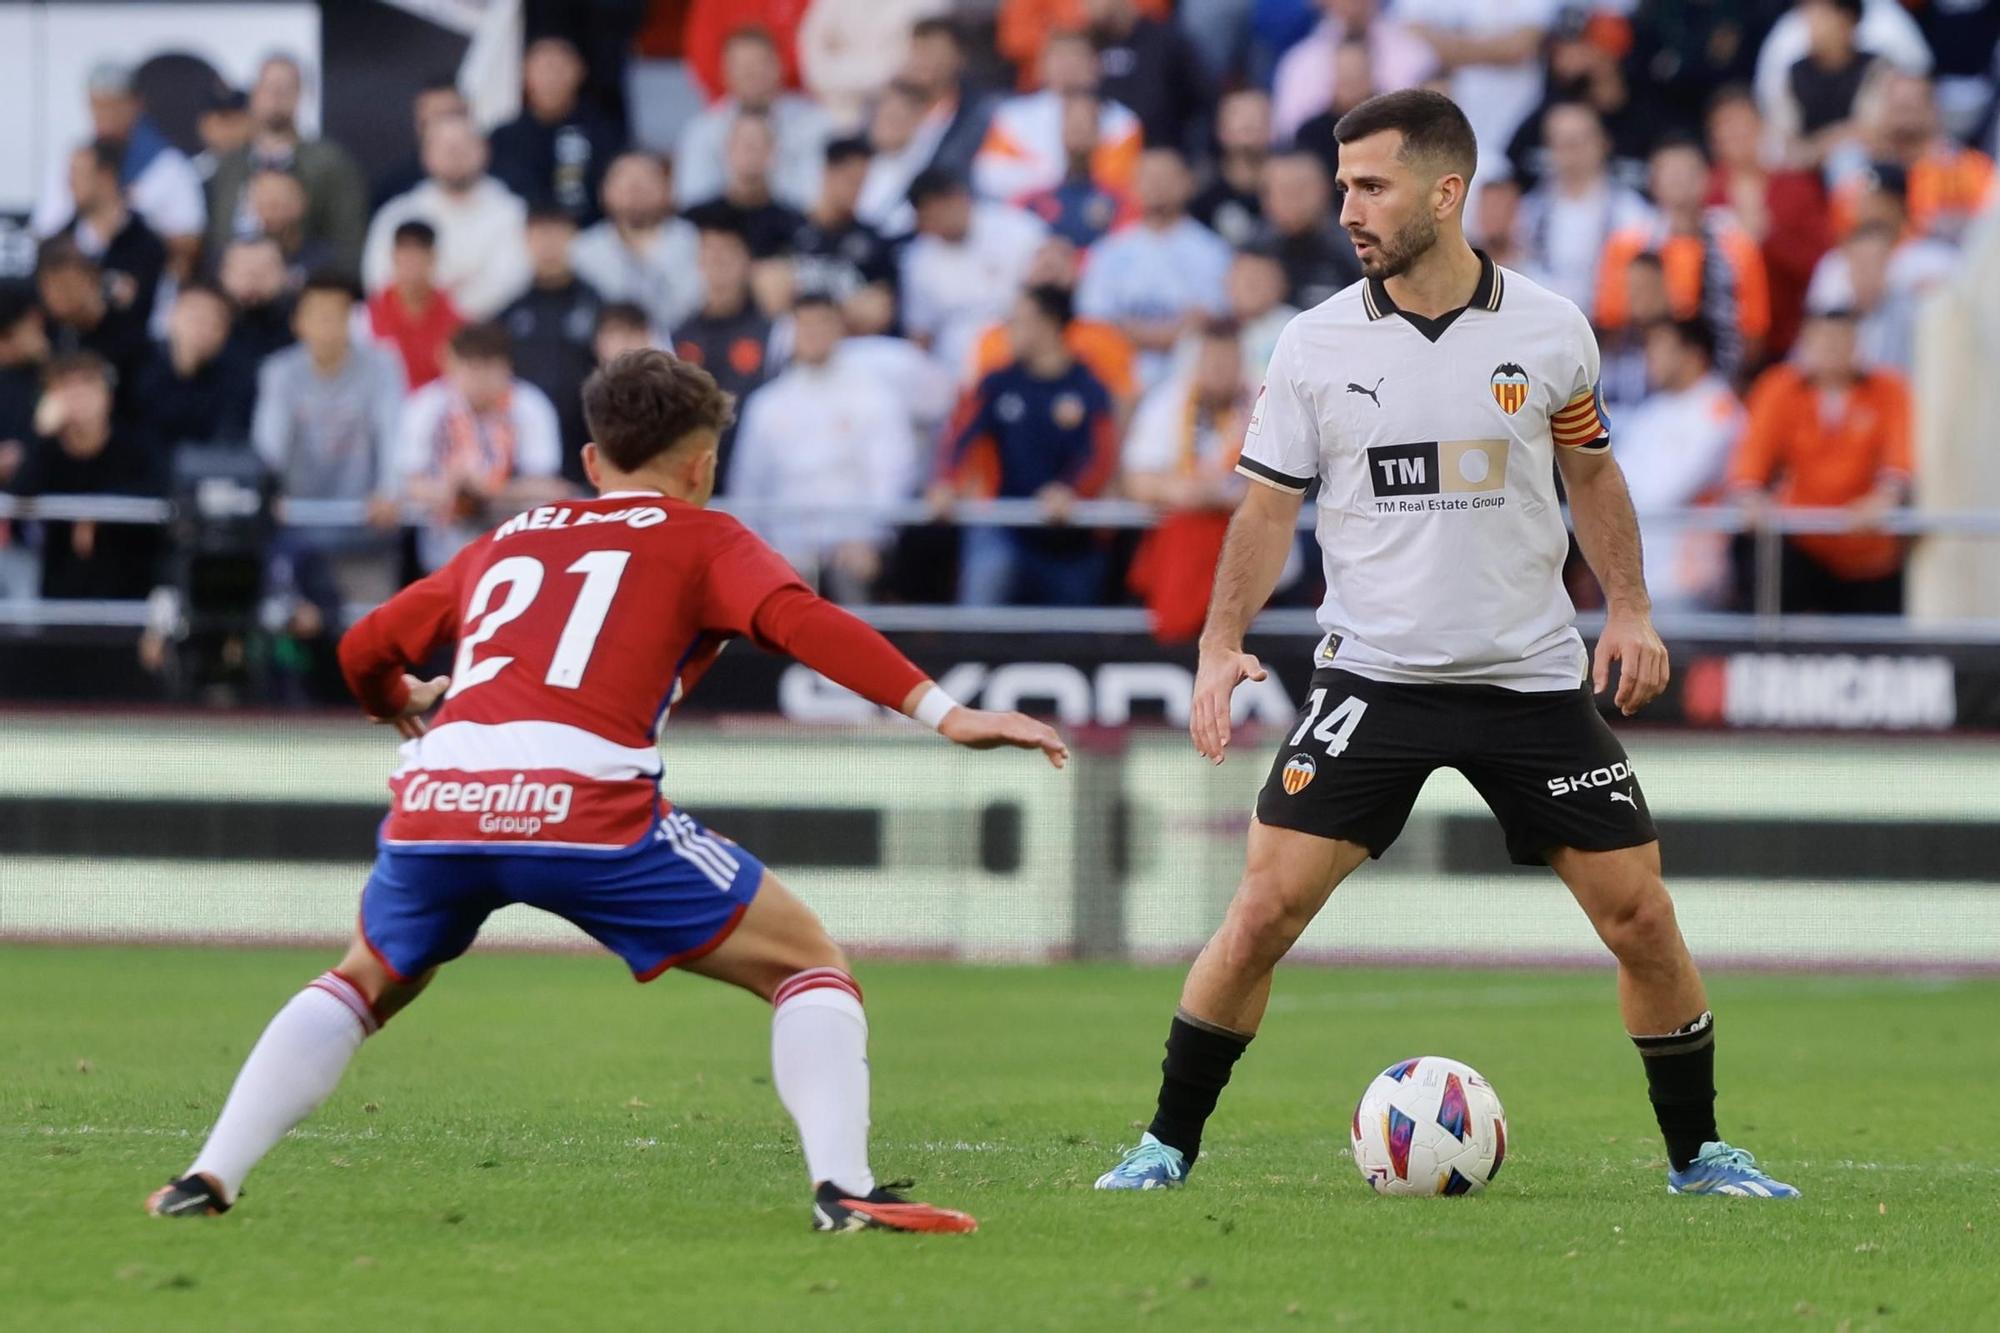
[1351,210,1439,281]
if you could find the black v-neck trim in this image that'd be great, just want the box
[1362,250,1504,343]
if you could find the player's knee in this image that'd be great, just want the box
[1597,885,1680,964]
[1221,874,1316,967]
[334,938,399,1006]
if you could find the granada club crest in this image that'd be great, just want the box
[1282,752,1317,795]
[1490,362,1530,415]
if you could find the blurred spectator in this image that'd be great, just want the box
[32,62,204,277]
[1291,35,1380,182]
[1753,0,1932,150]
[0,285,48,453]
[367,221,465,391]
[1273,0,1437,144]
[682,112,809,261]
[246,168,334,287]
[672,227,775,483]
[490,36,623,226]
[1730,305,1912,613]
[787,138,897,337]
[1618,318,1742,612]
[1705,85,1831,361]
[969,238,1139,418]
[1123,316,1249,640]
[1504,9,1651,194]
[501,208,604,487]
[192,85,251,185]
[795,0,940,126]
[1190,90,1271,249]
[254,273,406,518]
[1257,151,1362,310]
[37,239,148,388]
[1766,0,1888,170]
[975,32,1143,201]
[1515,103,1655,312]
[903,18,997,177]
[729,295,915,599]
[593,301,658,365]
[1910,0,2000,142]
[1831,72,1994,243]
[1804,211,1953,374]
[216,236,297,367]
[940,285,1117,606]
[522,0,646,139]
[204,54,369,279]
[1222,243,1298,382]
[571,152,704,336]
[371,78,471,210]
[1595,140,1770,377]
[132,281,254,448]
[998,0,1172,82]
[1086,0,1210,155]
[1595,252,1672,414]
[397,322,565,571]
[1472,174,1528,269]
[1627,1,1768,140]
[363,115,531,321]
[12,351,162,599]
[56,141,168,333]
[858,81,942,234]
[1018,93,1138,249]
[900,170,1047,378]
[1077,147,1232,388]
[676,26,831,211]
[1400,0,1560,181]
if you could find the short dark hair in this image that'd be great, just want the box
[1198,314,1242,342]
[44,348,112,388]
[1020,283,1073,329]
[526,203,578,227]
[582,350,736,471]
[908,166,967,208]
[724,24,777,53]
[392,219,438,249]
[1651,134,1708,164]
[36,236,96,277]
[79,139,123,178]
[1706,83,1757,119]
[596,301,650,335]
[825,134,871,167]
[1818,0,1863,22]
[1333,89,1478,184]
[449,321,512,364]
[792,289,840,315]
[910,16,961,46]
[1656,316,1716,365]
[299,269,361,303]
[1628,250,1665,274]
[175,278,233,312]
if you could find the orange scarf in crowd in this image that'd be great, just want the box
[1128,390,1247,643]
[437,389,517,516]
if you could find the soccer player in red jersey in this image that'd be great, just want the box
[148,351,1066,1233]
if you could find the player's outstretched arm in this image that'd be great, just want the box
[749,587,1068,769]
[336,558,464,729]
[1557,447,1669,716]
[1192,481,1304,764]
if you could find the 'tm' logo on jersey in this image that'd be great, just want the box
[1490,363,1530,415]
[1365,441,1509,499]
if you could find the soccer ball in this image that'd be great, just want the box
[1350,1056,1508,1196]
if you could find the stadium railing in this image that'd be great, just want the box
[4,493,2000,634]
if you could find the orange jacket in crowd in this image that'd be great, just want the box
[997,0,1173,86]
[1828,144,1997,241]
[1596,218,1771,348]
[1730,364,1913,580]
[968,319,1138,409]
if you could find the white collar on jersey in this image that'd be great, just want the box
[596,490,671,500]
[1362,248,1505,340]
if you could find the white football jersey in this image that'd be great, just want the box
[1237,252,1610,692]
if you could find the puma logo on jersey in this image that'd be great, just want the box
[1546,762,1635,796]
[1346,377,1384,407]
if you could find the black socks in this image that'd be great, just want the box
[1147,1010,1253,1163]
[1632,1010,1719,1171]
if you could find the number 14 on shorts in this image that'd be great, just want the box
[1289,689,1369,758]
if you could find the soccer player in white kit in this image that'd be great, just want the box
[1096,90,1797,1199]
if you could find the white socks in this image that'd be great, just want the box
[770,968,875,1197]
[188,971,377,1202]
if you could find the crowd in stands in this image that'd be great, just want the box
[1,0,1997,678]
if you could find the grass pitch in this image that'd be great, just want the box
[4,946,1996,1332]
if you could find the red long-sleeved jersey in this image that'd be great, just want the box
[337,491,927,850]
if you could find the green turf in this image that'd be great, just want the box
[4,946,1996,1332]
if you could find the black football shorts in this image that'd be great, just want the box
[1255,668,1658,866]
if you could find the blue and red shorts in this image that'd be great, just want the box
[360,808,765,982]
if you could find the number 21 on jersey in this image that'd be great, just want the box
[1289,688,1368,758]
[447,551,632,698]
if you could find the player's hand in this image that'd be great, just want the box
[1191,643,1267,764]
[938,706,1069,769]
[372,673,451,739]
[1593,610,1668,716]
